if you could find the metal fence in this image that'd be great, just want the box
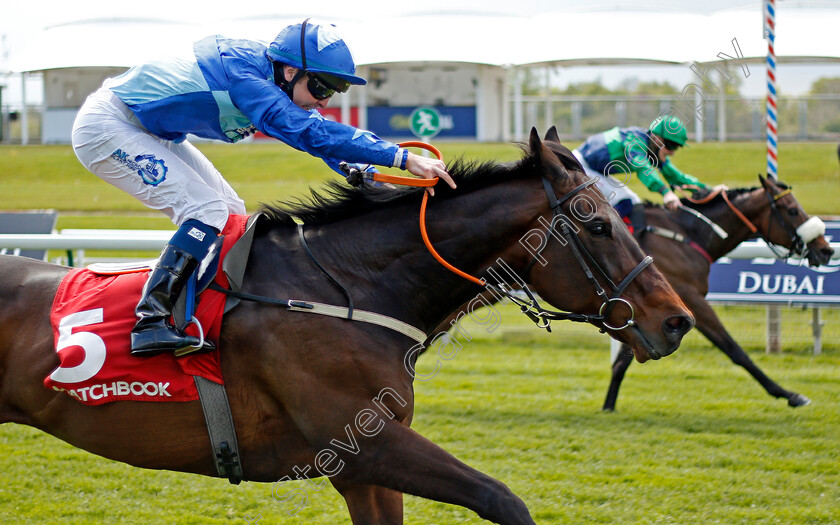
[0,105,41,144]
[4,95,840,145]
[510,94,840,142]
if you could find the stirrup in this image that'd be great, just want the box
[174,317,210,357]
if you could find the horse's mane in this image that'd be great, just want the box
[258,151,539,227]
[679,187,758,210]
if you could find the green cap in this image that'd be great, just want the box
[650,115,687,146]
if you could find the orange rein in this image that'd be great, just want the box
[368,141,442,187]
[387,142,486,287]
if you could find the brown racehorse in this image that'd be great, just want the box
[434,127,833,414]
[0,130,693,525]
[600,174,833,411]
[537,126,833,410]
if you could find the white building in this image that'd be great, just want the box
[2,3,839,144]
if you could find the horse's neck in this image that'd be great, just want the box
[689,190,767,259]
[257,181,544,334]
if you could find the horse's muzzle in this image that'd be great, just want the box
[660,313,695,355]
[807,243,834,267]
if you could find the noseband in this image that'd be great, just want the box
[765,187,810,257]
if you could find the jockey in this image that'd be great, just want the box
[572,115,726,228]
[72,18,455,357]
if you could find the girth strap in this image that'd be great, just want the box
[194,376,243,484]
[298,223,354,319]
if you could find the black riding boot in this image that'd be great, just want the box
[130,244,210,357]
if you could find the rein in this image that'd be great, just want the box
[395,145,654,332]
[344,141,442,188]
[685,186,756,234]
[215,143,653,340]
[682,183,805,260]
[395,145,652,332]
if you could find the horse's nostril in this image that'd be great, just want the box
[663,314,694,341]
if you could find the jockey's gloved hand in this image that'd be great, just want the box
[662,190,681,210]
[339,162,362,186]
[340,162,382,188]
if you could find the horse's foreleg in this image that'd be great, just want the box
[691,296,810,407]
[602,344,634,411]
[331,480,403,525]
[331,419,535,525]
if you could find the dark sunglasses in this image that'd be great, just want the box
[662,138,682,151]
[306,73,351,100]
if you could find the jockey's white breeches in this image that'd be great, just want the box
[572,149,641,207]
[72,87,246,230]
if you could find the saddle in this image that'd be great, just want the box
[87,215,258,334]
[44,209,425,407]
[633,202,720,263]
[44,214,258,406]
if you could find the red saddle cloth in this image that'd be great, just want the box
[44,214,249,406]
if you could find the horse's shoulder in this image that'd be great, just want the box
[0,254,70,279]
[0,255,68,312]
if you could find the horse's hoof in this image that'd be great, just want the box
[787,393,811,407]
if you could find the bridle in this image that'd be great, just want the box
[687,183,812,260]
[208,144,657,342]
[764,186,807,258]
[521,176,654,332]
[422,174,653,333]
[345,144,654,333]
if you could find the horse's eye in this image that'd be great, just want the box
[589,221,609,236]
[788,208,799,217]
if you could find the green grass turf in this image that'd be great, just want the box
[1,140,839,523]
[1,308,838,524]
[1,140,838,216]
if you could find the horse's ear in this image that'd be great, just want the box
[529,127,543,158]
[758,173,768,187]
[530,127,568,178]
[544,126,561,144]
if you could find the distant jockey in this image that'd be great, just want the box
[573,115,727,231]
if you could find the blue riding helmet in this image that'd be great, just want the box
[268,19,366,86]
